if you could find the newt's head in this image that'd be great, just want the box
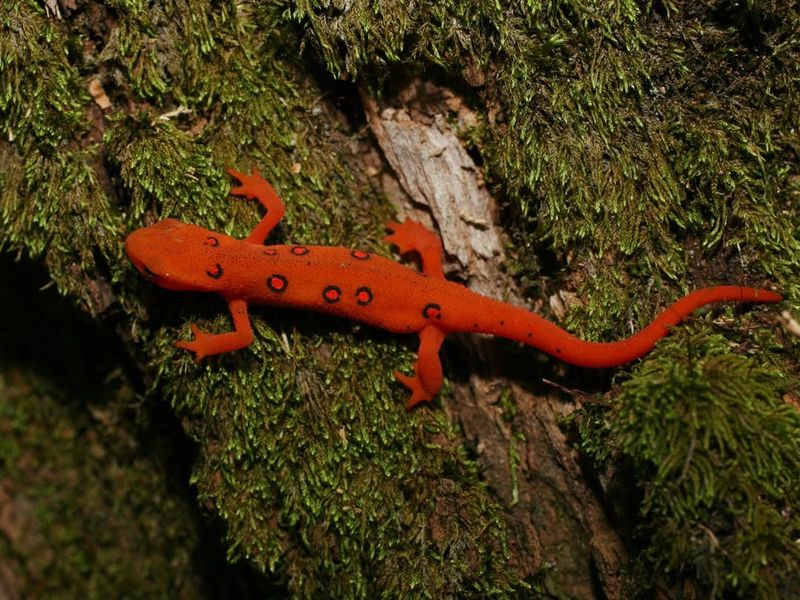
[125,219,236,292]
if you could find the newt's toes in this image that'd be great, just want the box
[393,370,432,410]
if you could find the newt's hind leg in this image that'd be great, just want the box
[395,326,447,410]
[385,218,444,278]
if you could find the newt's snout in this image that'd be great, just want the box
[124,227,149,275]
[126,219,227,292]
[125,219,185,270]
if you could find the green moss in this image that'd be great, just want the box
[153,325,519,597]
[0,366,205,597]
[2,0,796,595]
[0,1,122,312]
[284,0,799,332]
[609,328,800,598]
[0,1,87,153]
[489,1,800,329]
[101,0,220,101]
[106,113,228,224]
[286,0,502,78]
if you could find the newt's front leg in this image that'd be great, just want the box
[176,299,254,362]
[227,167,286,244]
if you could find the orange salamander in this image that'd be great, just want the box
[125,168,783,409]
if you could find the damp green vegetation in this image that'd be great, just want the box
[0,254,243,596]
[3,0,522,596]
[1,0,797,597]
[288,0,799,338]
[606,328,800,598]
[157,325,519,597]
[0,2,119,311]
[0,365,205,597]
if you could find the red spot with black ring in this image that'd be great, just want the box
[422,303,441,319]
[323,285,341,303]
[267,274,288,293]
[206,263,224,279]
[355,287,373,306]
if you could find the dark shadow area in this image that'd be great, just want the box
[0,252,285,599]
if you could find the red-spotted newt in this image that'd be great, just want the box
[125,168,783,409]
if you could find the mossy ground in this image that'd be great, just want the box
[0,366,205,597]
[0,0,797,597]
[613,330,799,598]
[0,257,209,597]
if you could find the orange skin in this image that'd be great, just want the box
[125,168,783,409]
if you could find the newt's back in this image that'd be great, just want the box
[125,218,466,334]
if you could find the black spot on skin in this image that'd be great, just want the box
[206,263,224,279]
[556,348,562,353]
[291,246,309,256]
[500,320,505,325]
[355,286,373,306]
[322,285,341,303]
[204,236,219,247]
[422,303,442,320]
[351,250,370,260]
[527,333,532,338]
[267,274,288,293]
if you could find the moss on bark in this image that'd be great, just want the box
[0,0,796,597]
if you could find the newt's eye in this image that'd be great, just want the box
[142,265,158,280]
[204,236,219,247]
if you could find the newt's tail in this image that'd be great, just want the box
[465,286,782,368]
